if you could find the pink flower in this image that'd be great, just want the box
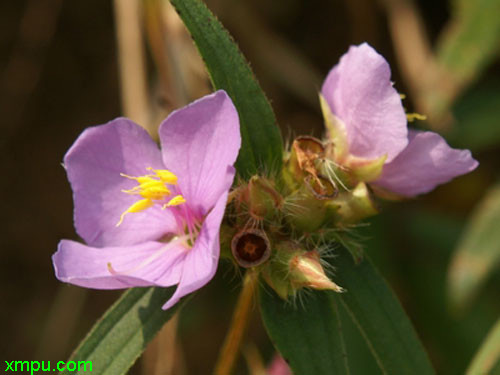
[52,90,241,309]
[320,43,478,197]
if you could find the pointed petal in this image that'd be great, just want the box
[159,90,241,217]
[161,190,228,310]
[374,131,479,196]
[53,240,188,289]
[321,43,408,162]
[64,118,178,247]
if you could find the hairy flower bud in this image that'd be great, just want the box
[239,176,283,220]
[289,250,344,292]
[262,243,343,298]
[231,228,271,268]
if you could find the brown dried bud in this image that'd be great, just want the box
[304,174,338,200]
[231,228,271,268]
[287,136,325,182]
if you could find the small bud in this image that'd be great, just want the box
[262,242,344,299]
[241,176,283,220]
[289,250,344,293]
[231,228,271,268]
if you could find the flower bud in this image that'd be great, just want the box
[288,250,344,292]
[239,176,283,220]
[231,228,271,268]
[262,242,343,299]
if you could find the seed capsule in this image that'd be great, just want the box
[231,228,271,268]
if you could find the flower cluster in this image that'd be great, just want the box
[229,43,478,297]
[53,44,478,307]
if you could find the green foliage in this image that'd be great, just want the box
[59,287,185,375]
[169,0,283,179]
[260,247,436,375]
[437,0,500,91]
[260,289,350,375]
[466,318,500,375]
[448,185,500,312]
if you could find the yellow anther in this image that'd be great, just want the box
[406,113,427,122]
[120,173,156,184]
[147,167,178,184]
[163,195,186,209]
[117,167,185,225]
[139,185,171,200]
[116,199,154,227]
[122,180,168,194]
[399,93,406,99]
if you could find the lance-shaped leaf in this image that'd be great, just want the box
[333,250,436,375]
[260,288,350,375]
[436,0,500,97]
[260,247,435,375]
[447,185,500,312]
[466,317,500,375]
[60,287,186,375]
[169,0,283,178]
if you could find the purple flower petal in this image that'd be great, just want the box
[159,90,241,218]
[65,118,178,247]
[53,240,188,289]
[162,190,228,310]
[321,43,408,162]
[374,131,479,196]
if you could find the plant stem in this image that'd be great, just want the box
[214,270,259,375]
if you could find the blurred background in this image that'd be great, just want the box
[1,0,499,374]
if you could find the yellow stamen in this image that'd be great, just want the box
[146,167,178,184]
[122,180,168,194]
[116,198,154,227]
[406,112,427,122]
[116,167,186,226]
[163,195,186,208]
[120,173,156,184]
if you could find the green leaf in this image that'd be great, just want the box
[334,250,436,375]
[447,185,500,312]
[169,0,283,178]
[60,287,185,375]
[260,248,435,375]
[466,317,500,375]
[437,0,500,92]
[260,288,350,375]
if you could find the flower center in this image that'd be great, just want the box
[116,167,186,227]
